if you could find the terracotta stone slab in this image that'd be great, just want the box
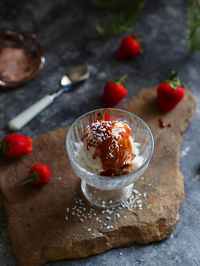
[0,87,196,266]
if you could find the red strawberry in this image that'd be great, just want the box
[117,36,142,59]
[157,71,185,112]
[22,164,51,187]
[95,111,111,122]
[103,75,128,107]
[0,134,32,158]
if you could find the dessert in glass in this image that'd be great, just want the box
[66,108,154,208]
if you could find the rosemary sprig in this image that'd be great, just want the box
[187,0,200,51]
[93,0,147,36]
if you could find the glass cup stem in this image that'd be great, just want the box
[81,180,133,208]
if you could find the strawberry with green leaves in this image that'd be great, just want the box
[117,36,142,59]
[0,134,32,158]
[157,71,185,112]
[22,164,51,187]
[103,75,128,107]
[95,110,111,122]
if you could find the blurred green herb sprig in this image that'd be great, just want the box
[93,0,147,36]
[188,0,200,51]
[93,0,200,52]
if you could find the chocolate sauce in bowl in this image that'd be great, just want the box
[0,31,45,88]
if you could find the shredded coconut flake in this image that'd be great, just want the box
[64,187,148,234]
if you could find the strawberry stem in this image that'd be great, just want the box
[166,70,185,90]
[21,178,35,185]
[95,111,104,121]
[21,172,39,186]
[0,140,11,156]
[115,74,128,84]
[170,70,179,80]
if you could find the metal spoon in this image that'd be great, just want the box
[8,65,89,130]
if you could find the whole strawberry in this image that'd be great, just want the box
[157,71,185,112]
[22,164,51,187]
[117,36,142,59]
[0,134,32,158]
[103,75,127,107]
[95,111,111,122]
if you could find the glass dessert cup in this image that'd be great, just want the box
[66,108,154,208]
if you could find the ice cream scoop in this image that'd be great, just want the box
[78,120,143,176]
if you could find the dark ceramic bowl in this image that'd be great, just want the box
[0,30,45,89]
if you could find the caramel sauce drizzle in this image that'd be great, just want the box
[82,121,135,176]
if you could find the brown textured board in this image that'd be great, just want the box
[0,87,197,266]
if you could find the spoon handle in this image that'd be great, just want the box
[8,94,54,130]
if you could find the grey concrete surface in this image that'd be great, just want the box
[0,0,200,265]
